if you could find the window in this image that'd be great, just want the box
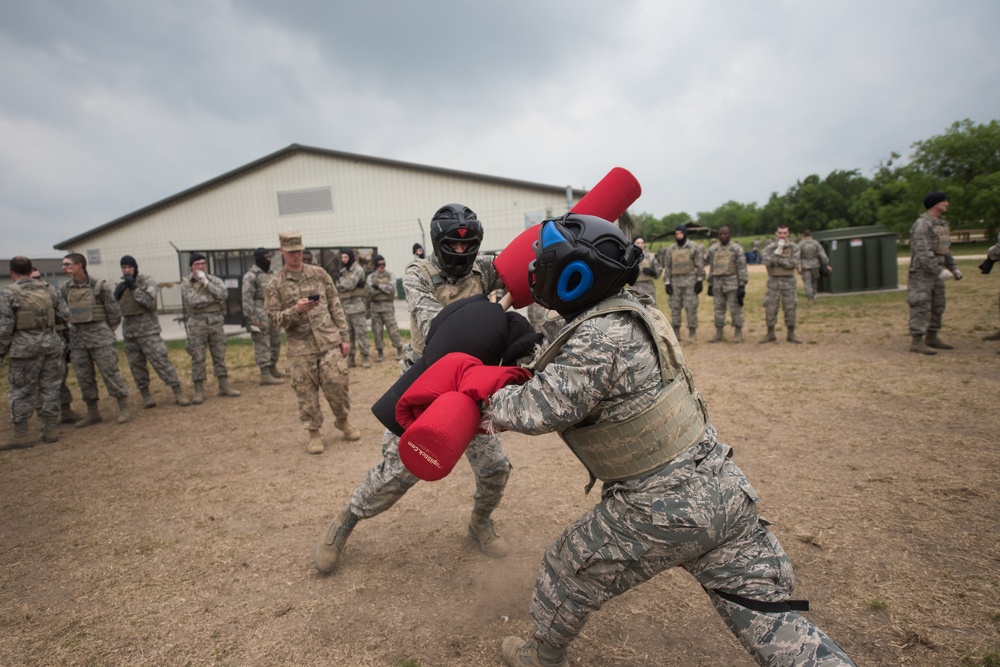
[86,249,101,265]
[277,186,333,216]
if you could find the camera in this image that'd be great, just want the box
[308,294,320,301]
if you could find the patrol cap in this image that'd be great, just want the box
[279,231,305,251]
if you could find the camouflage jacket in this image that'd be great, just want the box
[762,239,800,278]
[706,241,749,284]
[61,275,121,349]
[266,265,349,357]
[634,251,662,283]
[662,242,706,283]
[117,273,162,339]
[910,213,957,276]
[798,238,829,270]
[367,269,397,303]
[0,278,69,360]
[181,273,228,315]
[241,265,274,327]
[335,262,368,315]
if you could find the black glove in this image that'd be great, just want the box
[642,267,657,277]
[737,285,746,307]
[824,265,833,277]
[665,284,673,296]
[707,283,714,297]
[695,281,703,294]
[502,332,545,366]
[113,281,128,300]
[357,277,367,290]
[980,258,995,275]
[123,274,137,289]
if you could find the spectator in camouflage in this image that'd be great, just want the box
[180,253,241,403]
[366,255,404,362]
[242,248,285,385]
[798,230,831,304]
[30,268,80,423]
[907,192,961,354]
[336,248,371,368]
[630,236,661,301]
[760,225,802,343]
[981,232,1000,351]
[706,227,749,343]
[662,226,705,341]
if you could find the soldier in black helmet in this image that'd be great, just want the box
[314,203,514,574]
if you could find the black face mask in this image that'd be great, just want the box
[255,256,271,272]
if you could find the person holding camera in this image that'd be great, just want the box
[266,231,361,454]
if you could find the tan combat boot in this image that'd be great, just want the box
[334,417,361,441]
[468,508,509,558]
[306,430,325,455]
[269,364,287,379]
[75,401,103,428]
[140,387,157,408]
[116,396,132,424]
[786,326,802,344]
[2,422,35,451]
[910,334,937,355]
[758,327,777,344]
[259,368,284,385]
[708,327,725,343]
[500,637,568,667]
[395,346,404,360]
[314,506,360,575]
[192,381,205,405]
[218,377,241,397]
[733,326,743,343]
[924,332,954,350]
[61,404,82,424]
[171,385,191,407]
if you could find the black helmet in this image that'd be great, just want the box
[529,213,641,319]
[430,204,483,278]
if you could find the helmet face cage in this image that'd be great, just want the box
[529,214,641,318]
[431,204,483,277]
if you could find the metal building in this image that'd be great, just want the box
[53,144,589,314]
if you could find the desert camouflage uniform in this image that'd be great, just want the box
[663,241,706,329]
[762,239,801,328]
[798,238,830,302]
[266,265,351,430]
[488,290,855,666]
[632,250,661,300]
[117,273,183,391]
[242,264,281,370]
[336,261,370,362]
[707,240,749,328]
[180,273,230,382]
[907,212,957,337]
[1,279,69,428]
[367,269,403,354]
[61,276,129,401]
[349,254,510,518]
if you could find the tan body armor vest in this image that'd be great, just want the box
[531,298,708,492]
[670,246,695,276]
[9,283,56,331]
[408,259,483,354]
[933,222,951,255]
[66,281,107,324]
[768,246,795,276]
[188,279,223,314]
[712,245,735,276]
[118,286,150,317]
[800,241,819,261]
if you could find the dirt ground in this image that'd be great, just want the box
[2,259,999,667]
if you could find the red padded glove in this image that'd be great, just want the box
[456,364,533,403]
[394,352,481,430]
[399,391,481,481]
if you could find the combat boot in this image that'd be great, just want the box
[982,330,1000,341]
[468,507,509,558]
[40,419,59,444]
[500,637,568,667]
[688,327,697,342]
[314,506,360,575]
[361,355,371,369]
[116,396,132,424]
[269,364,287,379]
[376,349,384,362]
[925,332,954,350]
[140,387,157,408]
[334,417,361,441]
[672,325,681,338]
[733,326,743,343]
[347,354,357,369]
[75,401,103,428]
[60,404,81,424]
[786,326,802,344]
[218,377,241,397]
[708,327,725,343]
[192,381,205,405]
[395,346,404,360]
[758,327,777,344]
[2,422,35,450]
[171,384,191,407]
[306,430,325,455]
[259,368,284,385]
[910,334,937,355]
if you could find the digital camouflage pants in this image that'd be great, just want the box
[124,334,182,390]
[906,270,946,336]
[668,276,699,329]
[712,275,745,328]
[763,276,798,328]
[370,302,403,352]
[251,324,281,370]
[801,268,821,301]
[346,311,370,360]
[72,345,129,402]
[8,353,64,425]
[288,348,350,431]
[185,316,229,382]
[527,433,855,666]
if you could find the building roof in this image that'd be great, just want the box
[54,143,589,249]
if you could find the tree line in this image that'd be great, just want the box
[635,119,1000,242]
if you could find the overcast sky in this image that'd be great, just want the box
[2,0,998,258]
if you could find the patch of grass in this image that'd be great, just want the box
[395,659,422,667]
[868,598,888,611]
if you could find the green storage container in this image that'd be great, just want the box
[811,226,900,294]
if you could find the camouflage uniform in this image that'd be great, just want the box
[762,238,801,329]
[707,239,749,331]
[663,241,706,333]
[242,264,281,371]
[366,268,403,356]
[349,254,511,519]
[266,265,352,431]
[61,276,129,401]
[488,290,855,666]
[798,238,830,303]
[117,273,183,392]
[632,250,661,300]
[336,261,370,364]
[985,235,1000,345]
[907,212,957,337]
[1,278,69,433]
[180,272,230,381]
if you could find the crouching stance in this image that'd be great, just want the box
[486,213,855,666]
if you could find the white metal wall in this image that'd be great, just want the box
[60,153,579,310]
